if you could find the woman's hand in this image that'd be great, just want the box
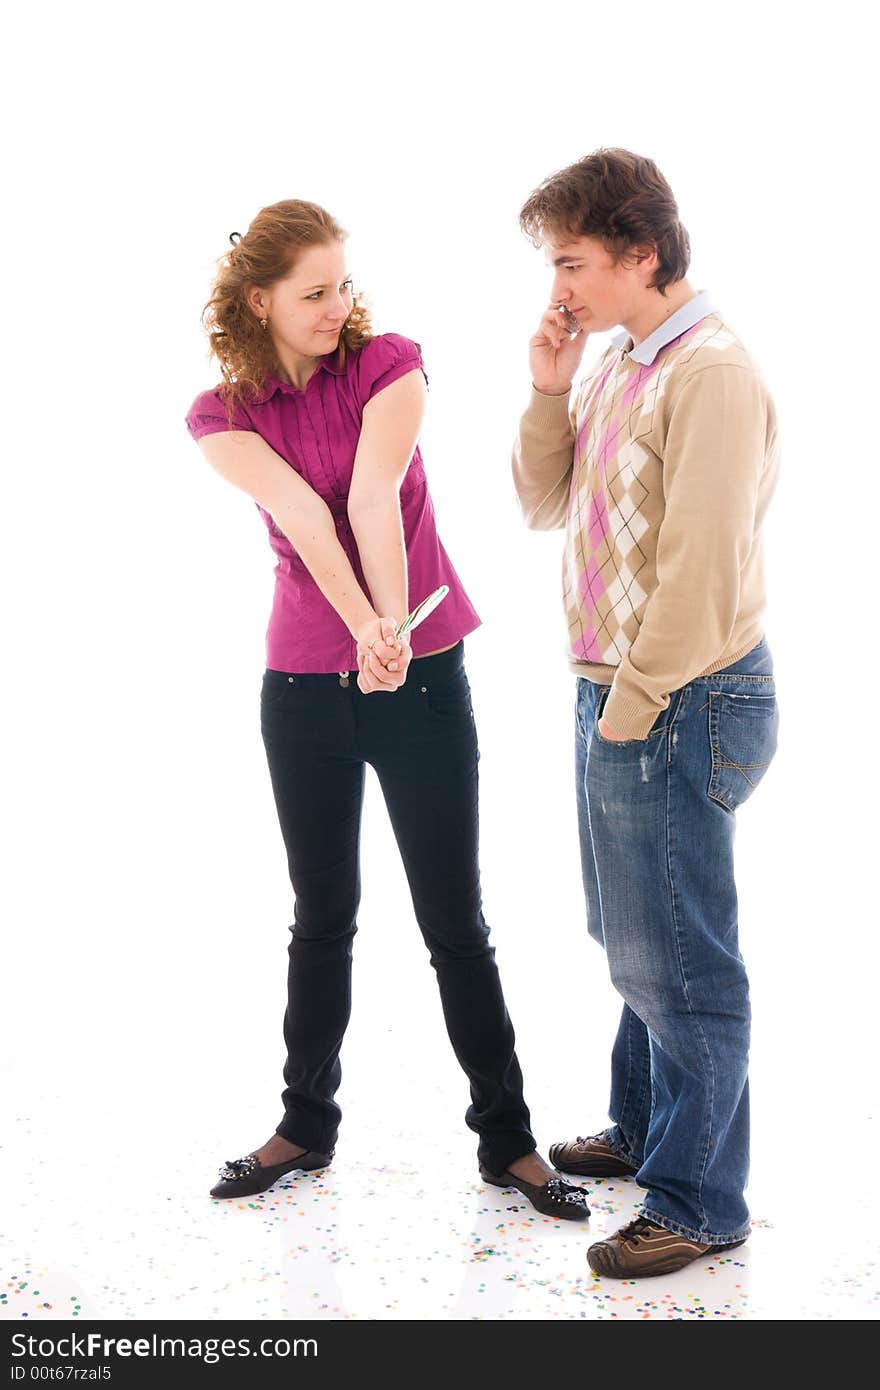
[529,303,590,396]
[355,617,412,694]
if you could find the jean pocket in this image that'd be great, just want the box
[413,662,472,720]
[594,687,641,746]
[707,690,779,811]
[593,687,621,741]
[260,669,298,712]
[594,686,678,746]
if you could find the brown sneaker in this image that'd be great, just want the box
[587,1217,748,1278]
[549,1132,640,1178]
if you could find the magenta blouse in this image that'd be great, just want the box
[185,333,481,673]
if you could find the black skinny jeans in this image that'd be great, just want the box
[259,641,535,1175]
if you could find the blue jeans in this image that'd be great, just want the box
[575,638,779,1243]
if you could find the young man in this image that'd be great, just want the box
[512,148,780,1278]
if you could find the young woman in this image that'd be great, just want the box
[185,199,588,1221]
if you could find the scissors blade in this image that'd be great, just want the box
[397,584,449,638]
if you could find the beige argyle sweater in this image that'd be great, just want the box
[512,312,780,738]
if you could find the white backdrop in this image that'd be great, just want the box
[3,0,877,1317]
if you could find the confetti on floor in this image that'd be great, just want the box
[2,1087,877,1321]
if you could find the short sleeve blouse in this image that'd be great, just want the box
[186,333,481,672]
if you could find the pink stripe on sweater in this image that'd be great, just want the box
[574,359,617,461]
[572,623,604,661]
[621,363,652,409]
[595,415,620,479]
[587,491,611,550]
[578,549,606,621]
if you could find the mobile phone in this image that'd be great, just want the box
[557,304,582,335]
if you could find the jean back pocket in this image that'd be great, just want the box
[707,688,779,812]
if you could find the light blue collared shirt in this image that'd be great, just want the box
[611,289,717,365]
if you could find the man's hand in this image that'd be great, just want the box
[529,303,590,395]
[355,617,412,694]
[597,717,630,743]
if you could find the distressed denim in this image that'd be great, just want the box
[575,638,779,1243]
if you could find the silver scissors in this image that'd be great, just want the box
[397,584,449,639]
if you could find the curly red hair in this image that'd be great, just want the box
[201,199,373,420]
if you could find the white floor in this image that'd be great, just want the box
[4,651,878,1323]
[3,1100,877,1322]
[3,958,878,1322]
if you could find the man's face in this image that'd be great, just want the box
[544,234,650,333]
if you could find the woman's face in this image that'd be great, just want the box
[250,240,354,358]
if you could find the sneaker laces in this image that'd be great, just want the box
[617,1217,656,1244]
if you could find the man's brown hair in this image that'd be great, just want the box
[519,147,690,293]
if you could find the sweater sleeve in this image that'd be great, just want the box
[511,387,577,531]
[603,364,771,739]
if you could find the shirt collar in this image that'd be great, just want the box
[252,349,345,403]
[611,289,717,365]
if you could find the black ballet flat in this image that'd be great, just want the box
[210,1148,334,1199]
[479,1163,590,1221]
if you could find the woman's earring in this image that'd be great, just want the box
[260,318,268,330]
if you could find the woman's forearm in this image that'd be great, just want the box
[196,429,378,643]
[347,492,409,626]
[276,496,376,639]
